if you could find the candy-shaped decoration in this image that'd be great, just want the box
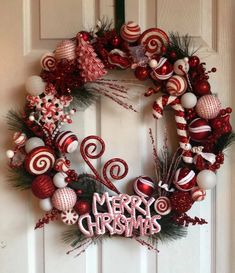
[174,168,196,191]
[25,146,55,175]
[25,75,46,96]
[13,132,27,147]
[170,191,193,213]
[181,92,197,109]
[39,198,53,211]
[55,40,76,61]
[31,175,55,199]
[52,187,77,211]
[196,95,221,120]
[196,170,217,190]
[40,52,56,71]
[53,172,68,188]
[166,75,187,96]
[120,21,141,43]
[154,197,171,215]
[61,209,79,225]
[74,200,91,215]
[133,176,154,197]
[191,187,206,201]
[55,131,78,154]
[25,137,45,153]
[189,118,211,142]
[150,57,173,81]
[54,157,70,172]
[108,49,131,69]
[139,28,169,56]
[173,58,189,75]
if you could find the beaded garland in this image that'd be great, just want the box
[6,20,234,256]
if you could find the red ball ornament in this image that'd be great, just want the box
[79,31,90,41]
[134,66,150,81]
[55,131,79,154]
[31,175,55,199]
[74,200,91,215]
[133,176,154,197]
[111,36,121,47]
[150,58,173,81]
[189,118,211,141]
[174,168,196,191]
[189,56,200,68]
[168,50,177,61]
[194,80,211,96]
[169,191,193,213]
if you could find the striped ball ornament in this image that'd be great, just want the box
[52,188,77,211]
[196,95,221,120]
[191,187,206,201]
[120,21,141,43]
[31,175,55,199]
[174,168,196,191]
[166,75,187,96]
[55,131,78,154]
[133,176,154,197]
[189,118,211,142]
[55,40,76,61]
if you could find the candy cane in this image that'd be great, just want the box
[152,95,193,163]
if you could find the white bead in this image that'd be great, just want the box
[25,137,45,153]
[25,75,46,96]
[184,57,189,62]
[181,92,197,109]
[70,109,75,115]
[149,59,158,68]
[6,150,14,158]
[53,172,68,188]
[39,198,53,211]
[196,170,217,190]
[29,115,35,121]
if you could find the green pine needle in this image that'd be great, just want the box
[70,86,98,110]
[214,131,235,153]
[7,167,33,190]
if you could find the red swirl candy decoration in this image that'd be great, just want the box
[25,146,55,175]
[139,28,169,56]
[154,196,172,215]
[40,52,56,71]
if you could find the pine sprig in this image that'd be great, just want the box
[70,86,98,110]
[214,131,235,153]
[93,17,114,37]
[7,167,33,190]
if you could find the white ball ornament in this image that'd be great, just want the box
[196,170,217,190]
[53,172,68,188]
[25,137,45,153]
[173,58,189,75]
[25,75,46,96]
[149,59,158,68]
[6,150,14,158]
[39,198,53,211]
[181,92,197,109]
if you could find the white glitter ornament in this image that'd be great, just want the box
[25,137,45,153]
[196,170,217,190]
[39,198,53,211]
[53,172,68,188]
[25,75,46,96]
[181,92,197,109]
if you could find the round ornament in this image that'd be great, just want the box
[173,58,189,75]
[61,209,79,225]
[52,187,77,211]
[40,52,56,71]
[189,56,200,68]
[194,80,211,96]
[154,197,171,215]
[13,132,27,147]
[195,95,221,120]
[39,197,53,211]
[54,157,70,172]
[25,137,45,153]
[191,187,206,201]
[174,168,196,191]
[134,66,150,81]
[6,150,14,159]
[25,75,46,96]
[55,131,79,154]
[150,58,173,81]
[196,170,217,190]
[25,146,55,175]
[188,118,211,141]
[181,92,197,109]
[166,75,187,96]
[55,40,76,61]
[120,21,141,43]
[31,175,55,199]
[170,191,193,213]
[139,28,169,56]
[74,200,91,215]
[133,176,154,197]
[53,172,68,188]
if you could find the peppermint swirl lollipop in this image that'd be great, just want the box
[154,196,172,215]
[25,146,55,175]
[40,52,56,71]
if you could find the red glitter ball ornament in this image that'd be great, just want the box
[189,118,211,142]
[74,200,91,215]
[189,56,200,68]
[32,175,55,199]
[194,80,211,96]
[134,66,150,81]
[133,176,154,197]
[174,168,196,191]
[170,191,193,213]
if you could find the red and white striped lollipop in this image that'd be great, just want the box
[191,187,206,201]
[55,131,78,154]
[61,209,79,225]
[139,28,169,56]
[120,21,141,43]
[25,146,55,175]
[13,132,27,147]
[154,197,171,215]
[41,52,56,71]
[174,168,196,191]
[166,75,188,96]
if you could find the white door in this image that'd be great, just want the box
[0,0,234,273]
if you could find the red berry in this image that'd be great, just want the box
[226,107,232,113]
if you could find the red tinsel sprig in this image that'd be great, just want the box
[35,208,59,229]
[172,213,208,227]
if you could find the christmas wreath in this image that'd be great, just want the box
[6,20,234,256]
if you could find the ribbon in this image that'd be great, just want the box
[191,146,216,164]
[158,181,175,192]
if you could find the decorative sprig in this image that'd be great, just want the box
[7,167,34,190]
[214,131,235,153]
